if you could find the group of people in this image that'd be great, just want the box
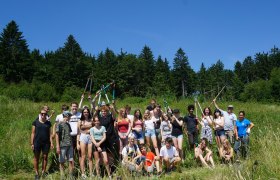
[30,96,254,179]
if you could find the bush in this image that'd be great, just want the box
[240,80,272,102]
[60,85,83,102]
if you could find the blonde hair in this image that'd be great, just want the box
[117,108,129,123]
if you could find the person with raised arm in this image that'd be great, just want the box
[200,107,213,145]
[183,105,199,150]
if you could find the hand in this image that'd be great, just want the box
[109,104,114,109]
[97,147,102,152]
[51,110,55,115]
[96,142,100,147]
[213,99,216,102]
[95,106,99,111]
[88,94,92,99]
[81,94,85,98]
[246,128,251,134]
[56,147,60,154]
[50,143,54,149]
[31,144,34,150]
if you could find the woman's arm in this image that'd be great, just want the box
[126,118,132,136]
[175,117,183,126]
[30,126,35,150]
[99,129,107,145]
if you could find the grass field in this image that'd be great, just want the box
[0,95,279,179]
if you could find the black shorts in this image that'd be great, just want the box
[34,143,50,154]
[93,140,107,152]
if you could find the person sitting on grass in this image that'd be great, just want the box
[121,134,144,172]
[55,111,74,179]
[194,138,215,168]
[139,144,162,175]
[219,139,234,164]
[159,137,181,172]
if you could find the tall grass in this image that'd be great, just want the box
[0,96,279,179]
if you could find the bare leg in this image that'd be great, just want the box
[177,137,183,160]
[87,143,93,175]
[34,152,40,175]
[102,152,111,176]
[151,136,159,156]
[94,151,100,176]
[42,153,48,173]
[80,142,86,175]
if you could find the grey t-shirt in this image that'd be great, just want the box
[160,121,172,136]
[56,122,72,147]
[222,110,237,131]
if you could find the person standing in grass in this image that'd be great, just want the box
[116,108,131,158]
[170,109,184,160]
[159,137,181,172]
[52,104,69,139]
[195,138,215,168]
[234,111,254,159]
[213,100,237,144]
[132,109,145,145]
[160,113,172,146]
[183,105,199,150]
[213,109,226,148]
[90,116,111,179]
[31,109,54,180]
[55,111,74,179]
[77,108,94,179]
[200,107,213,145]
[219,139,234,163]
[143,110,160,156]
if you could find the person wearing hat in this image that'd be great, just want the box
[55,111,74,179]
[170,108,184,160]
[183,105,199,150]
[213,100,237,144]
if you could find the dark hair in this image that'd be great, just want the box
[165,137,173,144]
[214,109,221,119]
[146,105,153,111]
[125,105,131,111]
[133,109,142,123]
[201,138,208,147]
[71,102,78,106]
[239,111,245,116]
[203,107,212,116]
[80,108,92,120]
[188,105,195,111]
[61,104,69,111]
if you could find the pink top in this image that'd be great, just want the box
[134,119,143,129]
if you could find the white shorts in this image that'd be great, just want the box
[79,133,92,144]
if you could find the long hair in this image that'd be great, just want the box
[117,108,128,123]
[203,107,212,116]
[143,110,151,120]
[80,108,92,121]
[133,109,143,123]
[213,109,222,119]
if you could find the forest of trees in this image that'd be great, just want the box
[0,21,280,102]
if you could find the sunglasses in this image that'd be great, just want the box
[41,113,47,116]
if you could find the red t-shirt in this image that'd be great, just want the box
[145,152,155,166]
[118,119,130,133]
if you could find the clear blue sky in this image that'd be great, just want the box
[1,0,279,71]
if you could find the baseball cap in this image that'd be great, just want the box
[63,111,72,117]
[173,109,180,113]
[228,105,234,108]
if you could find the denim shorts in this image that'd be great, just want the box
[215,129,225,137]
[133,130,144,140]
[79,133,92,144]
[171,134,183,139]
[145,129,156,137]
[59,146,74,163]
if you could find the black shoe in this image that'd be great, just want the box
[42,172,48,178]
[35,175,40,180]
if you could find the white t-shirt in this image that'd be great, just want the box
[55,114,64,122]
[127,114,134,122]
[222,110,237,131]
[121,144,141,163]
[144,119,155,130]
[160,145,178,159]
[69,112,81,136]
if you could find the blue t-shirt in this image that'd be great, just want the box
[236,119,251,137]
[90,126,106,141]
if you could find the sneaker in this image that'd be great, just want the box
[42,172,48,178]
[109,175,112,180]
[81,174,87,179]
[35,175,40,180]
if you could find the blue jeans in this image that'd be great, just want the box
[234,135,249,159]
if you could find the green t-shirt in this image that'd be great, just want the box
[90,126,106,141]
[56,122,72,147]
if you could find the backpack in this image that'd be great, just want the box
[126,144,138,157]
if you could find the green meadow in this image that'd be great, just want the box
[0,96,279,179]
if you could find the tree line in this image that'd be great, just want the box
[0,21,279,102]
